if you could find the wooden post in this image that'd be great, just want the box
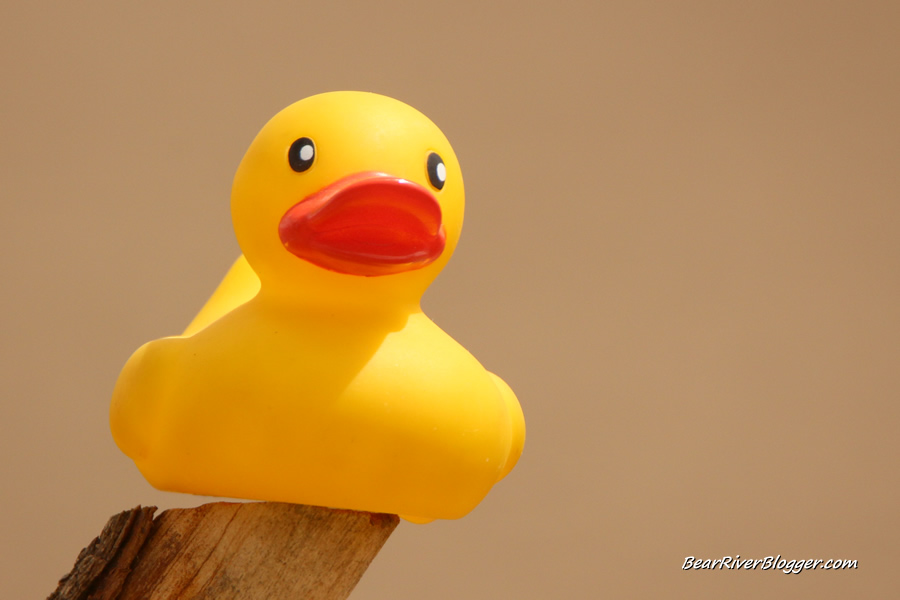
[48,502,399,600]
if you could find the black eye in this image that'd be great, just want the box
[426,152,446,190]
[288,137,315,172]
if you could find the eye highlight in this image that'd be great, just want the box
[426,152,446,190]
[288,137,315,172]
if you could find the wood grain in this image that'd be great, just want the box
[48,502,399,600]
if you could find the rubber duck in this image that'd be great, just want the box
[110,92,525,522]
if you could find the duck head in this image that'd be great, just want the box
[231,92,464,310]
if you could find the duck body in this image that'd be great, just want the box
[110,92,524,521]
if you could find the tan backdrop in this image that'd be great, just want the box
[2,1,897,598]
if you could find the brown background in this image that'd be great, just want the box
[2,1,898,598]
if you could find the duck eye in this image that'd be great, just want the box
[288,137,315,172]
[426,152,446,190]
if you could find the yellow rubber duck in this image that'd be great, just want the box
[110,92,525,522]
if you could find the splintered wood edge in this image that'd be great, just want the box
[48,503,400,600]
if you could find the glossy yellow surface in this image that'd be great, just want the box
[110,92,525,521]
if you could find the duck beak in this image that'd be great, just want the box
[278,172,446,277]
